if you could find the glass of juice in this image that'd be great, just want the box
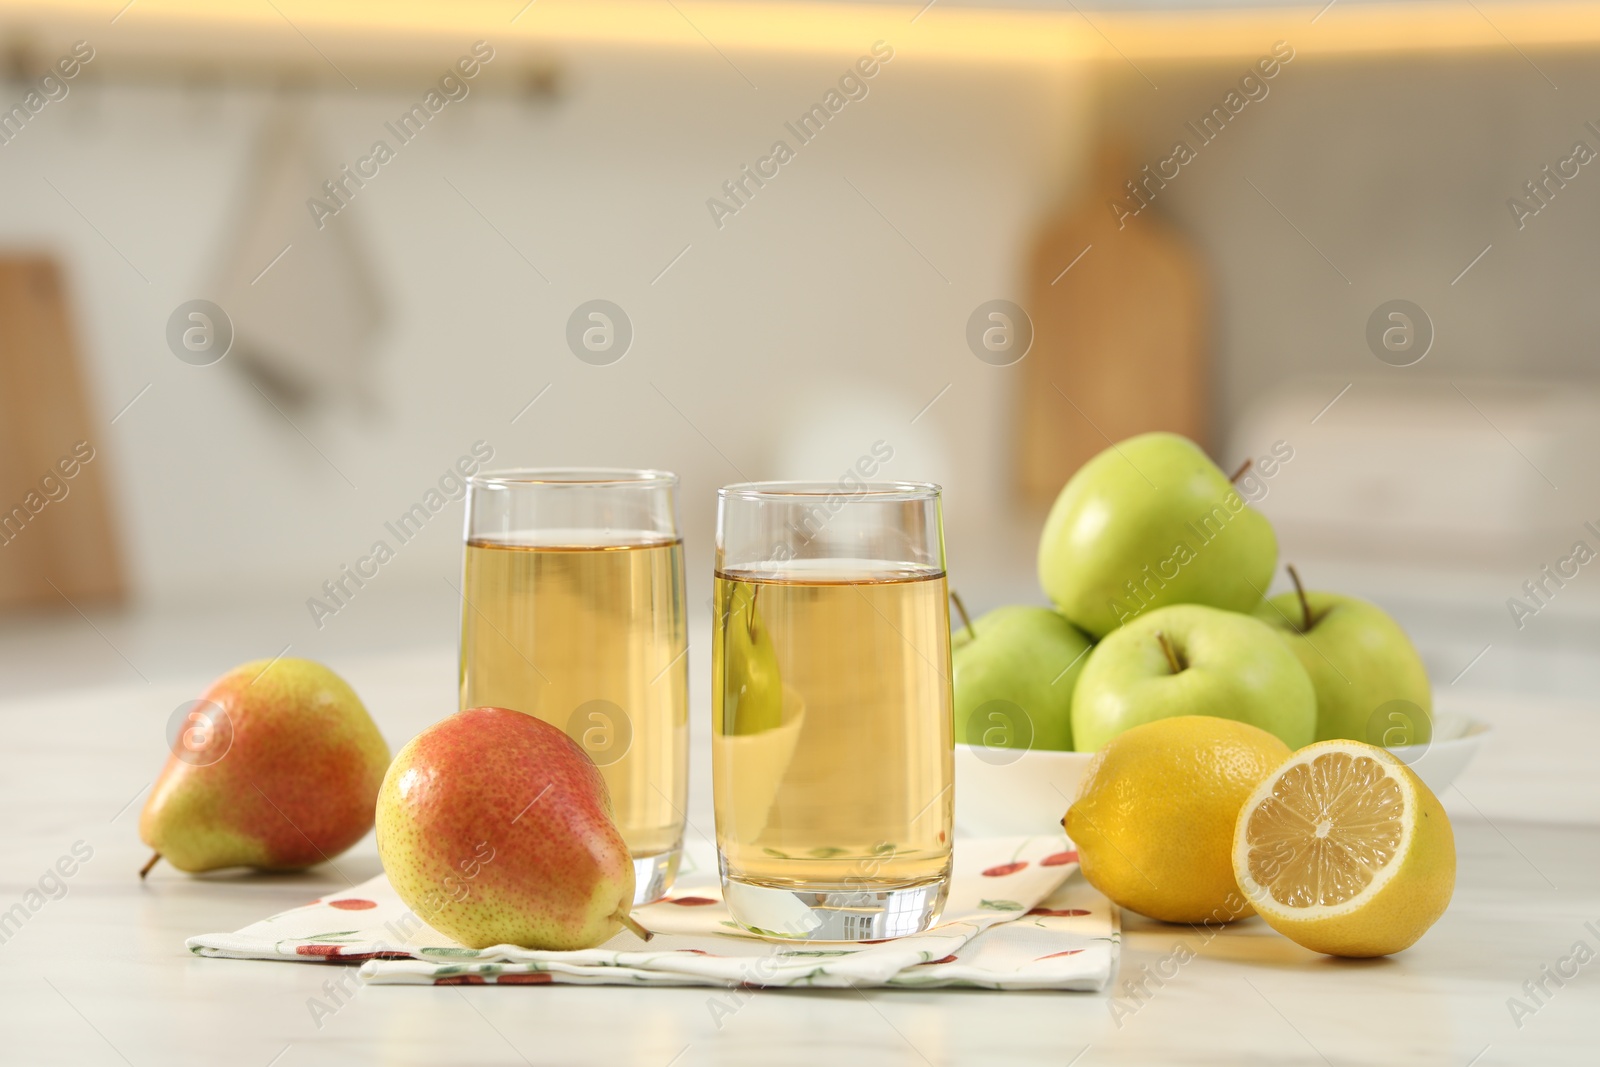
[460,469,687,904]
[712,481,954,940]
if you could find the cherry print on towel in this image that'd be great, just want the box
[1035,949,1085,961]
[295,944,345,958]
[982,862,1028,877]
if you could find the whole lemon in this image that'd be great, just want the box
[1063,715,1290,924]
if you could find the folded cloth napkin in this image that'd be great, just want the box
[187,836,1119,991]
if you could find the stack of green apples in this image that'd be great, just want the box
[954,432,1432,756]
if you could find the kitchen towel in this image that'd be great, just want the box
[188,836,1119,990]
[212,102,386,412]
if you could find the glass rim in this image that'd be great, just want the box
[469,467,678,490]
[718,480,941,501]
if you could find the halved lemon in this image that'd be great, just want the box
[1232,740,1455,957]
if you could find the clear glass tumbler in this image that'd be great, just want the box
[460,469,688,904]
[711,481,954,940]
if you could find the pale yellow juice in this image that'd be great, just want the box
[711,562,953,891]
[460,536,687,859]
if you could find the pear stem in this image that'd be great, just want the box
[949,591,974,637]
[1228,458,1253,484]
[1155,631,1185,674]
[139,852,161,879]
[617,911,654,942]
[1287,564,1314,633]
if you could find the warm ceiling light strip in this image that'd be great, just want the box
[0,1,1596,64]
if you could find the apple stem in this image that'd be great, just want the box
[1155,631,1185,674]
[1228,458,1253,484]
[1287,564,1314,632]
[617,911,654,942]
[139,852,161,879]
[950,591,975,637]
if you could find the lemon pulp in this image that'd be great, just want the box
[1245,750,1405,908]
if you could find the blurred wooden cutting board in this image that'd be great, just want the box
[1018,144,1210,503]
[0,255,124,609]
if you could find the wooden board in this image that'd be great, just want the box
[1017,143,1210,504]
[0,256,124,609]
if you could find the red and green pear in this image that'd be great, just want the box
[375,706,642,951]
[139,658,390,875]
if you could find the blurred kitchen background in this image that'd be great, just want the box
[1,1,1597,797]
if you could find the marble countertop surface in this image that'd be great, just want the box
[1,635,1596,1066]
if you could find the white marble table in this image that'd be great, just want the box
[1,642,1596,1066]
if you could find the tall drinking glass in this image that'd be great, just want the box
[460,469,688,904]
[712,481,954,940]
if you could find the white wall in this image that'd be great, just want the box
[1,43,1087,623]
[14,37,1600,659]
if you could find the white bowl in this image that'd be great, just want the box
[955,745,1094,838]
[954,713,1491,838]
[1389,712,1492,797]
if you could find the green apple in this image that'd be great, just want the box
[719,582,784,735]
[952,604,1094,753]
[1254,576,1432,746]
[1071,603,1315,751]
[1038,432,1277,639]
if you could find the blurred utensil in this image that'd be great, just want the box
[0,255,124,610]
[1017,141,1210,503]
